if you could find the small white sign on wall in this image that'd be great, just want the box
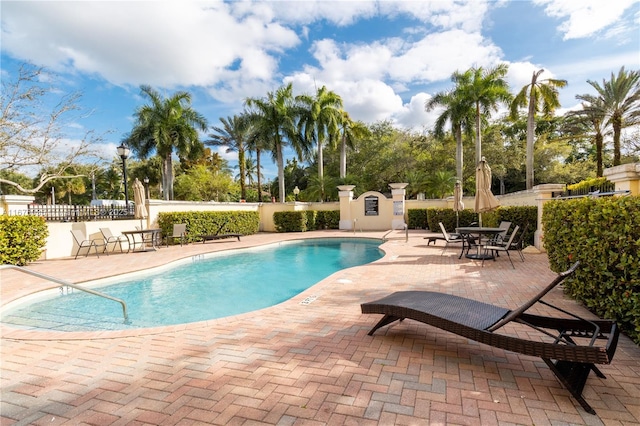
[393,200,403,216]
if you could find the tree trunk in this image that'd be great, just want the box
[454,125,463,182]
[475,102,482,164]
[596,132,603,177]
[256,149,262,202]
[238,150,246,200]
[613,116,621,166]
[318,139,324,201]
[340,133,346,179]
[525,71,542,190]
[525,96,536,190]
[277,143,285,203]
[163,153,173,201]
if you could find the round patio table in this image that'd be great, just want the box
[455,227,503,260]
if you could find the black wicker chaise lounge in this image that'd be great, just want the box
[199,220,242,243]
[361,262,619,415]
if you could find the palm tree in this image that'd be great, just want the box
[338,111,369,179]
[565,94,609,176]
[585,67,640,165]
[426,86,474,182]
[510,69,567,189]
[454,65,512,165]
[241,155,259,188]
[297,86,343,200]
[246,127,267,202]
[125,85,208,200]
[206,114,251,200]
[245,83,309,203]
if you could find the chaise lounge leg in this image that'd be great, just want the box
[367,314,403,335]
[543,358,597,415]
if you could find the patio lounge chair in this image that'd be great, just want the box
[481,224,520,268]
[199,220,242,243]
[507,222,528,261]
[491,220,512,244]
[71,229,108,259]
[438,222,463,255]
[100,227,127,253]
[166,223,187,247]
[360,262,619,415]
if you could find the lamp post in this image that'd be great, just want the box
[143,176,149,199]
[293,186,300,201]
[116,143,130,210]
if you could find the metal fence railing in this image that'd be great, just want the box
[9,204,134,222]
[553,181,630,199]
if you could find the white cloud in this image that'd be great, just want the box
[380,0,489,32]
[393,92,436,131]
[0,1,299,88]
[534,0,639,40]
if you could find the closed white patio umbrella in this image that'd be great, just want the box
[133,178,148,230]
[474,157,500,227]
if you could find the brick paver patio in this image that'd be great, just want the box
[1,230,639,425]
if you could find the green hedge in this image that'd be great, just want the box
[157,211,259,244]
[409,206,537,247]
[0,216,49,265]
[543,196,640,344]
[273,210,340,232]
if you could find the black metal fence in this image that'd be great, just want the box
[553,181,622,199]
[10,204,135,222]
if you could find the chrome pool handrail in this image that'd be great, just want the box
[0,265,128,322]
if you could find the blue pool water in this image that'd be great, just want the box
[2,238,383,332]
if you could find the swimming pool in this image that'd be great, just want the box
[1,238,383,332]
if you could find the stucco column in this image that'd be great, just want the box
[389,183,408,230]
[532,184,565,252]
[603,163,640,195]
[338,185,356,230]
[0,195,35,215]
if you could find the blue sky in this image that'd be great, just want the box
[2,0,639,180]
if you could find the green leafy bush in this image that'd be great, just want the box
[274,211,308,232]
[567,177,610,192]
[543,196,640,344]
[317,210,339,229]
[157,211,259,244]
[414,206,537,247]
[0,216,49,265]
[273,210,340,232]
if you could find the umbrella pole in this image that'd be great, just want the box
[456,211,459,228]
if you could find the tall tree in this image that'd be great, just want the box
[510,69,567,189]
[337,112,369,179]
[245,83,309,203]
[426,86,474,182]
[206,114,251,200]
[297,86,343,200]
[565,94,609,177]
[0,63,102,194]
[125,85,208,200]
[246,125,267,202]
[585,66,640,165]
[454,64,512,165]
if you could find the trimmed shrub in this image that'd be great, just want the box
[0,216,49,265]
[273,210,340,232]
[157,211,259,244]
[416,206,537,248]
[543,195,640,344]
[274,211,308,232]
[317,210,340,229]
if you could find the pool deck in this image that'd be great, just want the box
[1,230,639,425]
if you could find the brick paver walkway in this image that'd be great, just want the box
[1,230,639,425]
